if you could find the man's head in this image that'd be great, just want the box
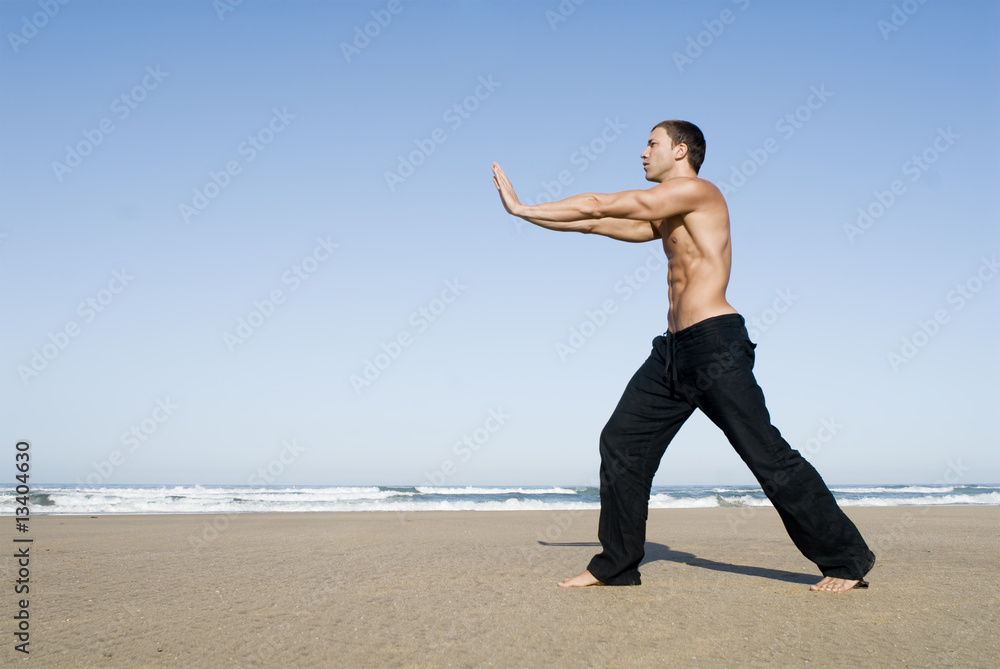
[642,120,705,182]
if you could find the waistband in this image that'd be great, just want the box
[660,313,746,383]
[663,313,745,340]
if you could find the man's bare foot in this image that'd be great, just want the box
[810,576,868,592]
[558,570,604,588]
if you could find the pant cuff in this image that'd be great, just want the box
[588,563,642,586]
[821,552,876,580]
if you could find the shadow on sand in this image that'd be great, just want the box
[536,541,815,585]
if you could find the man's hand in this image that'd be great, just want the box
[492,162,524,217]
[492,161,661,242]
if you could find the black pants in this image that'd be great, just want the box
[586,314,875,585]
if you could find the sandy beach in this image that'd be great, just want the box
[8,506,997,667]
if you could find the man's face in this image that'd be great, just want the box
[641,127,676,182]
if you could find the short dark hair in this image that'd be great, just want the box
[652,120,705,174]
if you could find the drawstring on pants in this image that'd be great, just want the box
[663,330,678,383]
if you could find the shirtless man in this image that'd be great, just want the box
[492,120,875,593]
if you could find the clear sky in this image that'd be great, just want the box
[1,0,998,488]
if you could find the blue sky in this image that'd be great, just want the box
[1,0,997,487]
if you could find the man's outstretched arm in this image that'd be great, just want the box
[520,213,661,243]
[493,162,701,230]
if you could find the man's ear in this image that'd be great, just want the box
[673,142,689,162]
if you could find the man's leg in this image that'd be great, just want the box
[561,335,696,587]
[676,316,875,589]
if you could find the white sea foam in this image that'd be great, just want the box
[830,486,956,494]
[717,494,775,508]
[650,494,721,508]
[3,484,996,515]
[413,486,579,495]
[838,493,1000,507]
[34,498,600,514]
[377,499,598,512]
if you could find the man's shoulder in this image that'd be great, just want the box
[650,176,726,205]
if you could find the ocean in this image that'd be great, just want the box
[5,483,998,515]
